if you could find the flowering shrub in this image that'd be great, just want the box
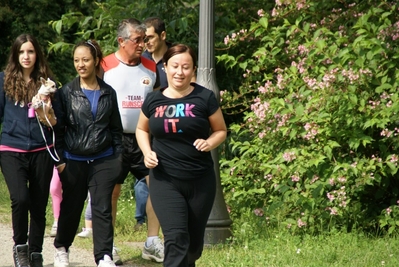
[218,0,399,234]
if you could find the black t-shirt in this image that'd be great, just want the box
[142,83,219,179]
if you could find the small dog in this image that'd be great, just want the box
[31,77,57,109]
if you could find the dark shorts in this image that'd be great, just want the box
[117,133,149,184]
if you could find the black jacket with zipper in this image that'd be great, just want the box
[58,76,123,157]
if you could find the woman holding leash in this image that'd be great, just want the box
[0,33,63,267]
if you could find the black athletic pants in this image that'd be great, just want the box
[54,153,121,264]
[0,150,53,254]
[150,168,216,267]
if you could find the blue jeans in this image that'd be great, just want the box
[134,178,149,224]
[84,193,92,220]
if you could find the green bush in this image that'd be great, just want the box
[218,0,399,236]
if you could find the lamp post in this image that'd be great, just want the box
[196,0,232,244]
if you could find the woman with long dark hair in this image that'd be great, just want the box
[0,33,63,267]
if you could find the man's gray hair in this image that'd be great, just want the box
[117,18,146,39]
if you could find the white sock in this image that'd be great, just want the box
[56,247,66,252]
[146,236,158,247]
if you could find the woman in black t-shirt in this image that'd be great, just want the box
[136,44,227,267]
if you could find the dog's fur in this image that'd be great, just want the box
[31,77,57,109]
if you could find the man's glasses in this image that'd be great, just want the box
[126,36,149,44]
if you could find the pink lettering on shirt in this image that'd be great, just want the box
[156,105,168,117]
[185,104,196,117]
[164,118,179,133]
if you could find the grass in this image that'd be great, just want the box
[1,174,399,266]
[196,232,399,267]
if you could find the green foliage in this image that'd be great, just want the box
[219,0,399,235]
[0,0,88,83]
[47,0,271,86]
[48,0,200,63]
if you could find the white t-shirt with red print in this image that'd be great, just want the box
[102,54,157,133]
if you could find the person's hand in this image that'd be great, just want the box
[193,139,211,152]
[144,151,158,168]
[56,163,66,173]
[34,96,52,117]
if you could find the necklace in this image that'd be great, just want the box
[80,78,99,90]
[164,86,193,99]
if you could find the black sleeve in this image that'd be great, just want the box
[52,87,66,166]
[141,91,156,118]
[109,88,124,154]
[154,67,161,89]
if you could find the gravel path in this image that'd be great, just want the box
[0,222,95,266]
[0,222,143,267]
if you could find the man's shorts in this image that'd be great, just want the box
[117,133,149,184]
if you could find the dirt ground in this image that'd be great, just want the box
[0,221,144,267]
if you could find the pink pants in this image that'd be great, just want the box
[49,167,62,219]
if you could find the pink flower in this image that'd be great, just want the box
[387,207,392,215]
[283,151,296,162]
[297,218,306,228]
[310,175,319,184]
[271,8,279,17]
[254,208,264,216]
[223,35,230,45]
[291,175,300,182]
[264,174,273,181]
[329,208,338,215]
[327,192,335,201]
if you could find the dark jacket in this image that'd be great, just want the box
[142,41,173,89]
[58,76,123,157]
[0,72,63,156]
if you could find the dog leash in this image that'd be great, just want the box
[34,103,60,162]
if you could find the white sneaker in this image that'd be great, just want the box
[142,237,164,263]
[98,255,116,267]
[112,246,122,265]
[54,247,69,267]
[77,228,92,238]
[50,223,57,237]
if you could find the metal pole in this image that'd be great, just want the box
[197,0,232,244]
